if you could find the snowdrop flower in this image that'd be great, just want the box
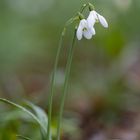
[87,10,108,28]
[87,10,97,28]
[76,19,95,40]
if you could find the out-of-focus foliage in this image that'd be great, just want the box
[0,0,140,139]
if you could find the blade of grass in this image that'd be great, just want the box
[0,98,47,134]
[16,135,32,140]
[26,102,48,140]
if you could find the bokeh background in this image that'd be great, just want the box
[0,0,140,139]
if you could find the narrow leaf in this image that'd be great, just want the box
[0,98,47,134]
[17,135,31,140]
[25,102,49,140]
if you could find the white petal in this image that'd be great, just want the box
[87,15,96,28]
[79,19,87,29]
[87,10,97,28]
[90,10,98,20]
[89,27,96,35]
[83,30,92,40]
[76,25,83,40]
[97,14,108,28]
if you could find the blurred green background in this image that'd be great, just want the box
[0,0,140,140]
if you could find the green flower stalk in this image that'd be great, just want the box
[56,28,77,140]
[47,27,66,140]
[47,4,88,140]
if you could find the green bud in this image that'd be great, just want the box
[88,3,95,11]
[78,12,85,20]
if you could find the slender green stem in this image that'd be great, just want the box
[80,3,88,13]
[47,28,66,140]
[56,28,77,140]
[47,4,87,140]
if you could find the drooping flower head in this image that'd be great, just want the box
[76,3,108,40]
[87,10,108,29]
[76,18,95,40]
